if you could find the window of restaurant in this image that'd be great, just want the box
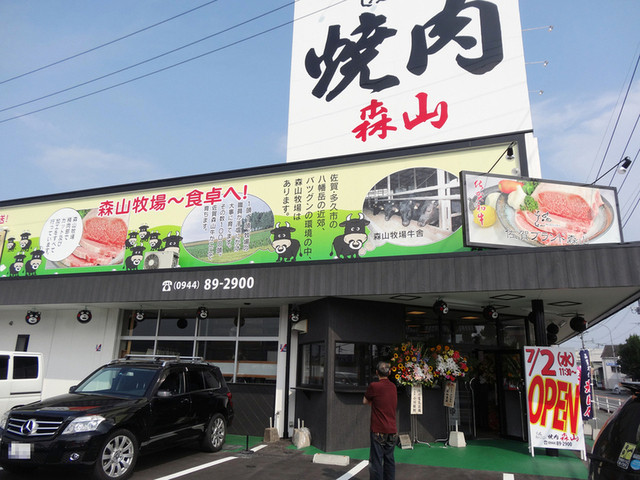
[404,309,504,347]
[119,307,279,384]
[299,342,325,388]
[334,342,391,390]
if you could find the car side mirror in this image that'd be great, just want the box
[156,389,172,398]
[69,385,77,393]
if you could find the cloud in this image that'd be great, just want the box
[34,145,163,192]
[534,81,640,185]
[533,82,640,242]
[534,93,619,182]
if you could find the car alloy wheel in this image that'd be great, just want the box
[201,413,226,452]
[96,429,138,479]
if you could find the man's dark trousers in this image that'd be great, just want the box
[369,432,396,480]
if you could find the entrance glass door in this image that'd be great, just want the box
[471,349,526,440]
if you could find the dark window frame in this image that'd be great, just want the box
[334,342,392,391]
[13,356,39,379]
[298,342,326,390]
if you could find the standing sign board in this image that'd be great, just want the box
[523,346,586,459]
[287,0,532,163]
[443,381,456,408]
[410,385,423,415]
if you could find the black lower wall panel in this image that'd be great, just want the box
[228,383,275,437]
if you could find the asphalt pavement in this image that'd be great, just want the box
[0,439,588,480]
[0,390,627,480]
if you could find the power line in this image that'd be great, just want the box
[0,0,345,125]
[621,175,640,220]
[592,53,640,183]
[0,1,297,114]
[613,114,640,189]
[0,0,220,86]
[585,44,640,183]
[622,159,640,229]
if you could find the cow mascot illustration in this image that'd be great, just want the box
[162,231,183,254]
[330,213,370,260]
[148,231,162,251]
[138,224,149,242]
[124,246,146,271]
[19,232,32,252]
[270,222,301,262]
[25,249,45,276]
[9,253,26,276]
[125,231,139,249]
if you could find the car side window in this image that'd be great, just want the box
[203,369,221,390]
[159,370,185,395]
[0,355,8,380]
[13,356,39,379]
[187,369,205,392]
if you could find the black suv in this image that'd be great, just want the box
[589,382,640,479]
[0,356,234,480]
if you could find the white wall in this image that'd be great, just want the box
[274,304,301,438]
[0,307,120,398]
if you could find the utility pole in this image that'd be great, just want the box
[600,324,619,389]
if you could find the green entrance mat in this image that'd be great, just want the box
[297,438,589,479]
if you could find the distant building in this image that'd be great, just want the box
[599,345,628,390]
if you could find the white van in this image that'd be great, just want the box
[0,351,43,414]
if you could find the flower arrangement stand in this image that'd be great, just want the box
[410,413,432,447]
[409,384,432,447]
[448,420,466,447]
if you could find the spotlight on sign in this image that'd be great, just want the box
[618,156,632,174]
[77,309,92,324]
[483,305,499,321]
[25,311,41,325]
[432,299,449,316]
[197,306,208,320]
[570,315,587,333]
[506,146,515,160]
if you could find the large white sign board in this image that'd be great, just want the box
[287,0,532,162]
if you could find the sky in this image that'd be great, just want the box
[1,0,639,348]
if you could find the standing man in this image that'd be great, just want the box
[363,361,398,480]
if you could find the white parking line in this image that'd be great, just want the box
[153,444,267,480]
[336,460,369,480]
[503,474,515,480]
[154,456,237,480]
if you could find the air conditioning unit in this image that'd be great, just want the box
[143,251,179,270]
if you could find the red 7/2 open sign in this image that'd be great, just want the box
[523,346,586,459]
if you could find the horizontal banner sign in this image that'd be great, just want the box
[461,171,623,248]
[0,144,514,278]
